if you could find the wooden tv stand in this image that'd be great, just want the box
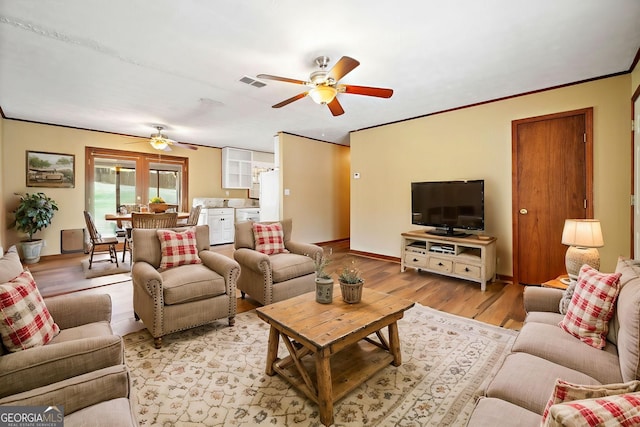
[401,230,497,291]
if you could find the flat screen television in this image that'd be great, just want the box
[411,180,484,236]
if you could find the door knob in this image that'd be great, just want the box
[519,208,528,215]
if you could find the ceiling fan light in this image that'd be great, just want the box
[150,136,169,150]
[309,86,337,105]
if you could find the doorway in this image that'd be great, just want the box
[512,108,593,285]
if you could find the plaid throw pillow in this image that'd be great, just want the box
[253,222,288,255]
[541,379,640,426]
[157,227,202,271]
[559,264,621,349]
[0,270,60,352]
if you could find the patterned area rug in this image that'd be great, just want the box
[123,303,517,426]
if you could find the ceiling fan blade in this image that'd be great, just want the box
[327,97,345,116]
[272,92,308,108]
[172,141,198,150]
[256,74,306,85]
[328,56,360,82]
[342,84,394,98]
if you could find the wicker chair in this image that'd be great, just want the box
[83,211,119,269]
[124,212,178,262]
[178,205,202,226]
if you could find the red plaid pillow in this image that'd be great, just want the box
[253,222,288,255]
[156,227,202,271]
[541,379,640,426]
[559,264,621,349]
[0,270,60,352]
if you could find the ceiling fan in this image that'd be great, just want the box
[257,56,393,116]
[148,126,197,151]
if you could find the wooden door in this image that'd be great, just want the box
[512,108,593,285]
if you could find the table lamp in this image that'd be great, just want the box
[561,219,604,281]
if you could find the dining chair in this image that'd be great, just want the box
[178,205,202,226]
[125,212,179,262]
[83,211,119,269]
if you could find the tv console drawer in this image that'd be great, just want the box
[404,253,427,267]
[428,257,453,273]
[454,262,481,279]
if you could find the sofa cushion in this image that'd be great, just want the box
[467,397,541,427]
[541,379,640,423]
[559,265,621,349]
[485,352,602,414]
[161,263,226,305]
[0,246,24,283]
[512,321,622,384]
[157,227,202,271]
[545,392,640,426]
[253,222,288,255]
[612,257,640,382]
[0,270,60,352]
[270,253,315,283]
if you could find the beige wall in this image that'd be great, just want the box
[351,74,632,276]
[280,133,350,244]
[1,120,248,255]
[632,61,640,96]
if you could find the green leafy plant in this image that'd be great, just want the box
[149,196,165,203]
[338,260,363,284]
[13,192,59,241]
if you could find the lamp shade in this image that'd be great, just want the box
[308,85,337,105]
[150,137,169,150]
[561,219,604,248]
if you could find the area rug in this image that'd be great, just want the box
[80,256,131,279]
[123,303,518,426]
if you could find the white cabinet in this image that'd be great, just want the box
[198,208,235,245]
[400,231,497,291]
[222,147,252,189]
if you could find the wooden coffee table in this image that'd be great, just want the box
[256,286,415,426]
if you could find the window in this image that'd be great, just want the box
[85,147,189,235]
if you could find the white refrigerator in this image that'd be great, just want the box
[259,169,280,222]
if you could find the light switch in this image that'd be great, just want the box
[284,188,290,196]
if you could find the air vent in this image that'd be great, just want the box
[239,76,266,88]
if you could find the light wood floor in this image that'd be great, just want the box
[29,240,526,337]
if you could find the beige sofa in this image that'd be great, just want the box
[0,246,137,425]
[467,257,640,426]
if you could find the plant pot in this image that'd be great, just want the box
[149,203,168,213]
[315,277,334,304]
[20,239,44,264]
[339,279,364,304]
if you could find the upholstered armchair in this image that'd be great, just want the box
[233,219,323,305]
[131,225,240,348]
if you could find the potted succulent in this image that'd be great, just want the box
[314,249,334,304]
[338,260,364,303]
[13,192,59,264]
[149,196,168,213]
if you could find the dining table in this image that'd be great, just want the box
[104,212,190,222]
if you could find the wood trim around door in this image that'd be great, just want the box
[511,107,594,285]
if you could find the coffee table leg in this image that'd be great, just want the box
[265,326,280,376]
[315,350,333,426]
[389,322,402,367]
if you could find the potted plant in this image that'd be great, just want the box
[338,260,364,304]
[149,196,168,213]
[13,192,59,264]
[314,249,334,304]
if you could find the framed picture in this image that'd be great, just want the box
[26,151,75,188]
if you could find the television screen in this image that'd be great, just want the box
[411,180,484,236]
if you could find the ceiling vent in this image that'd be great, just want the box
[239,76,266,88]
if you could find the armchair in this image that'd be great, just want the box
[233,219,323,305]
[131,225,240,348]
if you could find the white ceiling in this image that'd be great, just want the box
[1,1,639,153]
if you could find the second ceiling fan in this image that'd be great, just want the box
[257,56,393,116]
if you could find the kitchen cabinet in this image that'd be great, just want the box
[222,147,252,189]
[198,208,235,245]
